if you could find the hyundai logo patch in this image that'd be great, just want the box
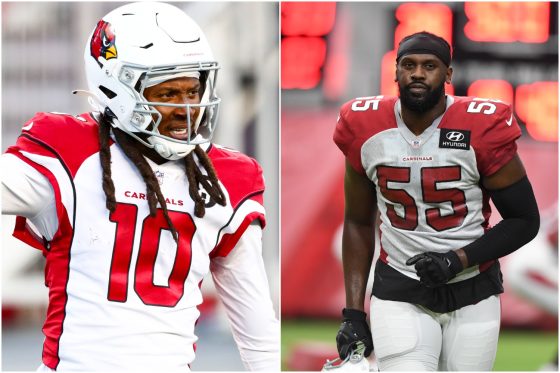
[439,129,471,149]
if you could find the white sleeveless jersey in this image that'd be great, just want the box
[6,112,266,370]
[334,95,521,282]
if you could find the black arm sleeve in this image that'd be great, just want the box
[463,176,540,267]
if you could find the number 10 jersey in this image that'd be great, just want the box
[6,112,268,370]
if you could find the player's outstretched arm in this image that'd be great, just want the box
[210,222,279,371]
[336,161,376,358]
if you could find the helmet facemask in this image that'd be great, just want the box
[115,62,221,160]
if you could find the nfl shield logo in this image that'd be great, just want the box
[155,170,164,185]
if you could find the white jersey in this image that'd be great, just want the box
[334,95,521,283]
[3,112,278,371]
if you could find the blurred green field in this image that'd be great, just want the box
[282,319,558,371]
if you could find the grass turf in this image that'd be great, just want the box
[282,319,557,371]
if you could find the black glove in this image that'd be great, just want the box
[406,251,463,287]
[336,308,373,359]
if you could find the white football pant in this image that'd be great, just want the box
[370,294,500,371]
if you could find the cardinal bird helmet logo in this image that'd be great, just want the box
[90,20,117,67]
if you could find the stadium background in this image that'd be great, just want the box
[281,2,558,371]
[1,2,279,370]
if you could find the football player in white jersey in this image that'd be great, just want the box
[333,31,540,371]
[1,2,278,371]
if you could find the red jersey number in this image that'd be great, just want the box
[108,203,194,307]
[376,166,418,230]
[421,166,468,231]
[377,165,467,231]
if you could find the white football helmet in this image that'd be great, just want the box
[83,2,220,159]
[322,343,372,372]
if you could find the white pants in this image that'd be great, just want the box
[370,295,501,371]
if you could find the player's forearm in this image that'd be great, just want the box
[342,220,375,311]
[459,176,540,267]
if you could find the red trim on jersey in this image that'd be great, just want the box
[379,245,388,263]
[42,209,74,370]
[6,122,82,369]
[6,149,66,236]
[192,280,203,357]
[209,212,265,258]
[12,112,102,178]
[439,96,521,177]
[13,217,46,251]
[206,146,266,258]
[7,154,74,369]
[483,142,518,177]
[208,145,266,210]
[480,190,492,231]
[378,230,388,263]
[333,96,399,174]
[7,135,57,158]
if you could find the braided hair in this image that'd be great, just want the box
[97,112,226,242]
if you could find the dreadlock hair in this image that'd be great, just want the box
[97,112,227,243]
[185,145,227,217]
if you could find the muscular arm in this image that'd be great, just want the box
[453,154,540,268]
[342,161,377,311]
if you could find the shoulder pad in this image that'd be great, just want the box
[335,96,398,174]
[340,95,397,118]
[208,144,264,208]
[444,96,521,176]
[448,96,514,127]
[13,112,101,177]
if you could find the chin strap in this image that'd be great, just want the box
[146,135,196,160]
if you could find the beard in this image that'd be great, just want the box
[399,80,445,113]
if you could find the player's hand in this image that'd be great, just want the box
[406,251,463,287]
[336,308,373,359]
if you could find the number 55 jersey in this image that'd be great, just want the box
[334,95,522,312]
[3,112,276,371]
